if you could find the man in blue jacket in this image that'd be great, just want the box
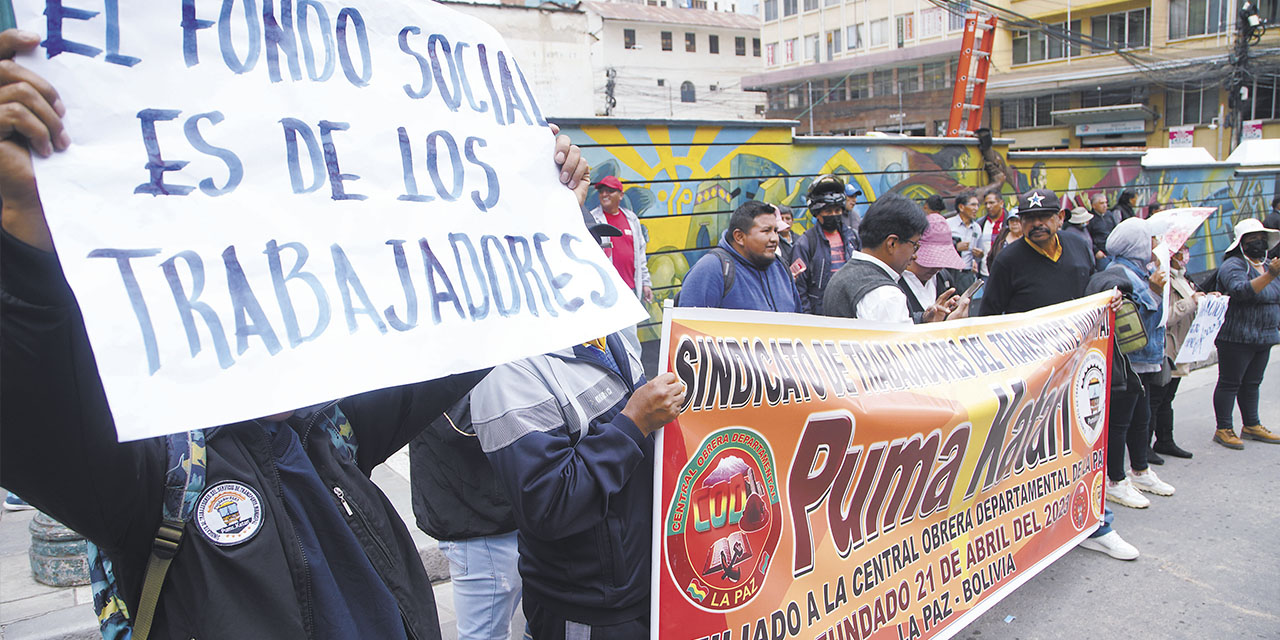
[677,200,801,312]
[469,322,685,638]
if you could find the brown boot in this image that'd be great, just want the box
[1241,425,1280,444]
[1214,429,1244,450]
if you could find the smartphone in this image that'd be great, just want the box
[961,278,985,300]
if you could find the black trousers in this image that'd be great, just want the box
[1147,377,1183,443]
[524,601,647,640]
[1108,383,1151,481]
[1213,341,1273,430]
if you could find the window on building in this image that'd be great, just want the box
[686,33,696,52]
[709,35,719,54]
[922,61,948,90]
[803,33,819,62]
[949,0,971,31]
[764,0,778,20]
[870,18,889,47]
[624,29,636,49]
[681,81,697,103]
[921,7,945,37]
[1165,84,1220,125]
[803,0,818,11]
[826,29,842,60]
[1012,21,1082,64]
[662,31,673,51]
[768,87,787,111]
[847,23,864,50]
[1242,74,1279,121]
[824,0,839,6]
[1080,85,1144,108]
[657,78,665,86]
[1091,8,1149,52]
[897,66,919,93]
[896,13,914,47]
[783,0,797,17]
[788,85,806,108]
[753,38,761,56]
[785,37,797,62]
[692,0,708,8]
[873,69,894,96]
[766,42,778,65]
[999,94,1070,129]
[829,78,848,101]
[810,82,826,105]
[848,74,868,99]
[1169,0,1229,39]
[737,36,747,56]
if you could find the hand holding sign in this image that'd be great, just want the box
[0,29,69,252]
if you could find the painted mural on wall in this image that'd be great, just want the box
[564,123,990,340]
[561,120,1278,342]
[1006,155,1279,275]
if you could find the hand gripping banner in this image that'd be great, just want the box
[653,293,1113,640]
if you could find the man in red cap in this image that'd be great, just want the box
[591,176,652,353]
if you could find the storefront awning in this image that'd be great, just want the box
[1050,104,1158,125]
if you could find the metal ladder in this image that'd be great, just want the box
[945,12,998,137]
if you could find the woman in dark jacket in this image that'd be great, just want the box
[1114,190,1138,220]
[1211,219,1280,449]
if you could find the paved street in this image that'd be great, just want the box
[2,359,1276,639]
[962,358,1280,640]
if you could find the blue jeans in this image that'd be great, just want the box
[1090,507,1116,539]
[439,531,522,640]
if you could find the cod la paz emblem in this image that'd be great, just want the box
[197,482,264,546]
[665,428,782,612]
[1027,192,1046,208]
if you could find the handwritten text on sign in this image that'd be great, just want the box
[1175,296,1229,364]
[16,0,643,440]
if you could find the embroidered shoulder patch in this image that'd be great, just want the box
[196,482,264,546]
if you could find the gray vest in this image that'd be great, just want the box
[823,258,898,318]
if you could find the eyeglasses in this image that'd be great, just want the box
[894,236,921,253]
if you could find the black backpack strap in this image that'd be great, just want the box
[708,247,736,301]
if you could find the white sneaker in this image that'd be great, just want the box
[1106,478,1150,508]
[1129,468,1175,496]
[1079,530,1140,560]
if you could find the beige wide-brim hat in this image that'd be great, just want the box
[1226,218,1280,253]
[1068,207,1094,226]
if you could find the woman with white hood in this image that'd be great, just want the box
[1086,218,1177,509]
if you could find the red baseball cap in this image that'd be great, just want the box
[594,175,624,191]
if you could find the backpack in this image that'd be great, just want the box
[674,247,736,305]
[88,405,357,640]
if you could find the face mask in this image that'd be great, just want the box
[819,215,842,232]
[1242,239,1269,259]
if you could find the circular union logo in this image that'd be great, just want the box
[665,428,782,612]
[1090,471,1105,521]
[1070,480,1090,532]
[196,482,264,546]
[1071,349,1109,447]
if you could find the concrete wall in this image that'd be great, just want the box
[442,1,595,117]
[589,15,766,118]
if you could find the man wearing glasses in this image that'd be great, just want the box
[824,194,960,323]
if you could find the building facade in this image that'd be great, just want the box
[744,0,975,135]
[985,0,1279,157]
[584,1,767,118]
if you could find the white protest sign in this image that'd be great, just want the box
[1175,295,1229,364]
[14,0,645,441]
[1149,207,1214,326]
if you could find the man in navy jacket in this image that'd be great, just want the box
[677,201,801,312]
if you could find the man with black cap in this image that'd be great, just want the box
[791,174,862,315]
[980,188,1096,316]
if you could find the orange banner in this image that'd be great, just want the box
[653,294,1113,640]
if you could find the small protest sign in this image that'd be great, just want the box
[13,0,644,440]
[1175,295,1229,364]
